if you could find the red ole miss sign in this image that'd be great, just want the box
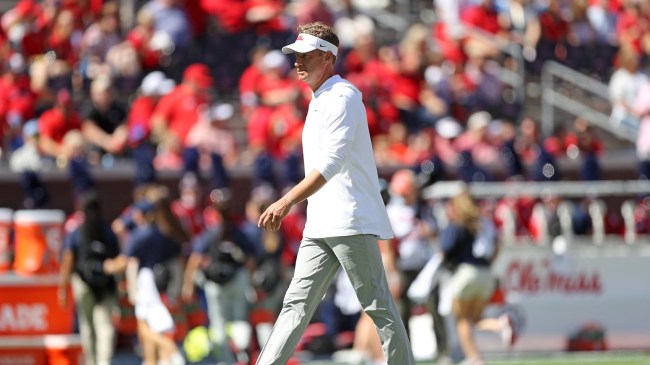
[503,258,602,295]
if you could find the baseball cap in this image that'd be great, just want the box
[22,119,38,138]
[468,111,492,131]
[282,33,338,56]
[262,50,289,72]
[183,63,213,88]
[14,0,37,18]
[209,103,234,121]
[435,117,462,139]
[140,71,166,96]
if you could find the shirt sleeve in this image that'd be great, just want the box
[38,112,55,138]
[102,223,120,258]
[80,103,98,123]
[192,227,217,254]
[439,224,459,254]
[124,228,147,259]
[152,92,175,124]
[315,91,362,180]
[62,229,78,253]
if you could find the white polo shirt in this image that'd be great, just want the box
[302,75,393,240]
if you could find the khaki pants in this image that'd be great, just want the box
[71,274,116,365]
[255,235,415,365]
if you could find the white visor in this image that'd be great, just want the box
[282,33,338,56]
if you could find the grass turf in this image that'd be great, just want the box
[302,352,650,365]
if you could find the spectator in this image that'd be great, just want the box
[81,76,128,163]
[564,117,604,181]
[0,53,37,150]
[292,0,335,27]
[609,48,646,133]
[245,0,288,36]
[37,89,82,160]
[186,102,239,169]
[433,116,463,166]
[616,0,648,55]
[463,42,507,118]
[499,0,541,64]
[41,9,79,90]
[171,172,205,241]
[143,0,192,79]
[79,2,122,84]
[634,77,650,178]
[392,24,430,133]
[587,0,620,75]
[58,191,120,365]
[125,7,169,72]
[9,119,41,173]
[454,111,500,166]
[239,45,271,119]
[515,116,543,164]
[499,120,525,180]
[103,188,188,365]
[151,63,212,164]
[333,0,375,51]
[127,71,175,149]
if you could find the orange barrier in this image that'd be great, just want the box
[0,335,82,365]
[12,210,65,276]
[0,209,12,272]
[0,274,74,336]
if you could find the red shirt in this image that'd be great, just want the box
[200,0,248,33]
[247,106,273,149]
[48,32,77,65]
[172,199,204,238]
[153,85,208,146]
[539,11,569,42]
[126,28,160,70]
[38,107,82,143]
[460,5,500,34]
[616,11,649,53]
[432,23,465,65]
[127,95,156,146]
[266,103,303,158]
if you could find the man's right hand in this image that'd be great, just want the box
[258,196,293,231]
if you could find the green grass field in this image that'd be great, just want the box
[302,352,650,365]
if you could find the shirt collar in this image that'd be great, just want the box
[313,74,341,97]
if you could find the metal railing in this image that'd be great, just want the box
[540,60,635,142]
[423,179,650,200]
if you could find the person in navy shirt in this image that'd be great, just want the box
[104,187,188,365]
[58,191,120,365]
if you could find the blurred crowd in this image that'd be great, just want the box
[1,0,650,364]
[4,0,650,188]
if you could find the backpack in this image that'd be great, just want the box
[203,227,246,285]
[76,236,115,296]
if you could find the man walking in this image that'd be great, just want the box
[257,22,415,365]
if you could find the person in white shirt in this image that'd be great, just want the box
[256,22,415,365]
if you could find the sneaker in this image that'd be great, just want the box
[500,313,517,347]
